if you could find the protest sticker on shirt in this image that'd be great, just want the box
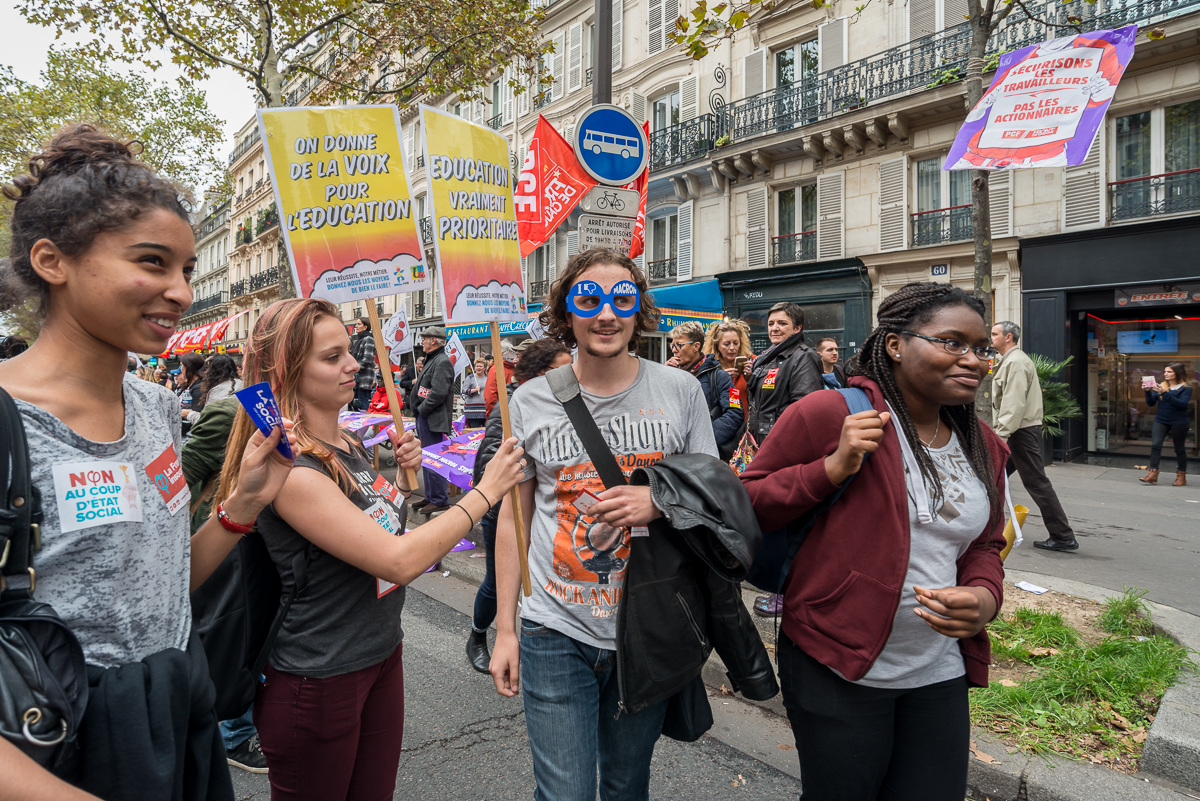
[417,386,431,399]
[144,444,190,516]
[729,388,741,409]
[762,369,778,390]
[51,462,143,533]
[372,474,402,505]
[364,498,402,597]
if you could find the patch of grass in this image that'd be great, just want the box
[971,591,1195,768]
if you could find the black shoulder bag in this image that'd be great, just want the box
[544,365,713,743]
[0,386,89,768]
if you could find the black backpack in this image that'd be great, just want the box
[190,530,313,720]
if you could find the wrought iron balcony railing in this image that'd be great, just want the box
[586,68,593,86]
[228,129,261,166]
[420,217,434,246]
[911,205,973,246]
[648,258,678,282]
[772,232,817,265]
[1110,168,1200,221]
[649,114,716,172]
[528,279,549,300]
[413,303,427,319]
[487,113,503,130]
[231,279,248,298]
[416,155,425,170]
[535,94,552,110]
[186,291,229,315]
[249,266,280,292]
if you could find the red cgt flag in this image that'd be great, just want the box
[623,125,649,260]
[516,116,596,257]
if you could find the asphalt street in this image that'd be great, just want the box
[1003,462,1200,614]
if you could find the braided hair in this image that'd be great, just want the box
[847,282,1001,518]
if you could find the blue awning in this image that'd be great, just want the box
[647,280,724,313]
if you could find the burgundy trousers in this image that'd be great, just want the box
[254,644,405,801]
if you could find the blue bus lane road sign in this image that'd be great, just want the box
[573,105,649,186]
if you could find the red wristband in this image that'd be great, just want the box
[216,502,255,534]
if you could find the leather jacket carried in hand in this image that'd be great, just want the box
[617,454,779,714]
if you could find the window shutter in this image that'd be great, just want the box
[473,100,484,125]
[404,124,414,164]
[680,75,699,121]
[547,233,558,284]
[743,48,766,98]
[631,92,647,125]
[518,79,531,117]
[746,185,769,269]
[677,200,693,281]
[502,68,514,124]
[521,255,528,294]
[648,0,665,56]
[1062,125,1106,232]
[568,22,584,93]
[943,0,969,28]
[817,171,845,260]
[878,157,907,252]
[552,31,566,100]
[988,170,1013,238]
[566,230,579,259]
[818,18,847,72]
[612,3,623,71]
[910,0,936,39]
[564,123,575,147]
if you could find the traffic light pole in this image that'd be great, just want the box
[593,0,612,105]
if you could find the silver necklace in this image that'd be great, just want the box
[919,418,940,447]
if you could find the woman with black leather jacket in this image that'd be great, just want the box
[746,301,824,446]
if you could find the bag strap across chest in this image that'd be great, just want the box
[545,364,627,490]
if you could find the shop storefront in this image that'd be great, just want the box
[636,280,726,362]
[715,259,872,359]
[1021,216,1200,461]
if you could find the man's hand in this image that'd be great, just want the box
[590,485,661,528]
[913,585,997,639]
[490,630,521,697]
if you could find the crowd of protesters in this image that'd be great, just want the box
[0,123,1114,801]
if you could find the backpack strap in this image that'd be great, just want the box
[545,364,627,489]
[0,387,42,598]
[250,542,317,679]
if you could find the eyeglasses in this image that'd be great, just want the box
[901,331,997,360]
[670,341,699,351]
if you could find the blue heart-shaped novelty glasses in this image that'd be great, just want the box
[566,280,642,318]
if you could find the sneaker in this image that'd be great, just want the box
[1033,537,1079,552]
[226,733,268,774]
[753,594,783,617]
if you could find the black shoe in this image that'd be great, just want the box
[226,733,268,774]
[410,498,431,511]
[466,630,491,674]
[424,504,451,516]
[1034,537,1079,552]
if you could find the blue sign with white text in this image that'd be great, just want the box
[574,105,648,186]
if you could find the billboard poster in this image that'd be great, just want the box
[257,105,430,302]
[946,25,1136,170]
[420,106,525,325]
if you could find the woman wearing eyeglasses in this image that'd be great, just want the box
[740,283,1009,800]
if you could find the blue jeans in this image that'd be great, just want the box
[415,414,449,506]
[520,619,667,801]
[220,705,256,751]
[472,516,497,631]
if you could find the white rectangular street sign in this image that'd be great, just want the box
[578,214,636,252]
[577,186,640,218]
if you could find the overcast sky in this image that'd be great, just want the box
[1,4,256,179]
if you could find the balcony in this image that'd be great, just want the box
[647,258,678,282]
[228,129,261,166]
[231,279,248,298]
[772,232,817,265]
[528,279,549,301]
[249,266,280,292]
[420,217,434,246]
[413,303,427,318]
[186,291,229,315]
[649,114,716,172]
[416,155,425,170]
[487,113,503,130]
[1110,168,1200,222]
[911,205,973,247]
[535,94,552,110]
[255,204,279,236]
[586,68,593,86]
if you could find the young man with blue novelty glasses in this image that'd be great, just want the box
[492,248,718,801]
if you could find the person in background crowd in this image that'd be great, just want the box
[745,302,824,617]
[349,317,375,411]
[1140,361,1193,486]
[815,337,848,389]
[462,358,488,428]
[176,352,206,432]
[704,319,754,423]
[990,321,1079,552]
[137,364,157,382]
[215,297,525,801]
[668,320,742,460]
[408,327,455,515]
[466,338,573,674]
[155,363,173,389]
[398,354,423,393]
[0,123,296,801]
[743,283,1007,801]
[485,339,518,417]
[492,248,718,801]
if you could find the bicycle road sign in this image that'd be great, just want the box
[577,186,639,218]
[573,105,648,186]
[578,213,636,252]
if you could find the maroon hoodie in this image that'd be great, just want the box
[740,376,1008,687]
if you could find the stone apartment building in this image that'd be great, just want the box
[181,199,232,337]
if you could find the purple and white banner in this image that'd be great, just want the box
[420,429,484,491]
[946,25,1136,171]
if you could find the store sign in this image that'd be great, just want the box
[1114,283,1200,307]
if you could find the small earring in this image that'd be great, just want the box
[893,354,900,360]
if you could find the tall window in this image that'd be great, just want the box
[913,155,972,244]
[775,40,818,87]
[652,91,680,132]
[776,185,817,263]
[1112,100,1200,220]
[492,80,502,119]
[649,213,678,280]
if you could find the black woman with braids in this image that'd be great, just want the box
[741,282,1010,800]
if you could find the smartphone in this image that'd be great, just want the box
[735,356,748,366]
[1142,375,1158,390]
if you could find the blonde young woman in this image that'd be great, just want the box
[704,318,755,422]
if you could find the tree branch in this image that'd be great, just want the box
[146,0,254,75]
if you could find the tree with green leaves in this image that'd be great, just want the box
[17,0,548,110]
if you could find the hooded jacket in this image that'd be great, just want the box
[746,331,824,444]
[616,453,779,714]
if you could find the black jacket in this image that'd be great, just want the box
[471,388,513,523]
[746,332,823,444]
[617,454,778,714]
[407,348,454,433]
[692,354,742,453]
[350,332,376,392]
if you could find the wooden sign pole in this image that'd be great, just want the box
[489,320,532,597]
[366,303,419,490]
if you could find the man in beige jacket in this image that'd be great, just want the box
[991,321,1079,552]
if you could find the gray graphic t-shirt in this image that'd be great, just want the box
[509,358,717,650]
[16,375,192,668]
[857,430,989,688]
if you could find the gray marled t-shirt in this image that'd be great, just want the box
[16,375,192,668]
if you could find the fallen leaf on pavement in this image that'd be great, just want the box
[970,740,999,764]
[999,679,1018,687]
[1111,712,1132,731]
[1132,728,1148,743]
[719,684,734,696]
[778,743,796,751]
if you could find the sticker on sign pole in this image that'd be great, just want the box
[573,105,649,186]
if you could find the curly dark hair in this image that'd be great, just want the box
[201,353,239,401]
[513,339,571,384]
[537,247,659,350]
[1,124,191,317]
[847,282,1000,518]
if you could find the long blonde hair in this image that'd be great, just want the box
[212,298,360,516]
[704,319,754,366]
